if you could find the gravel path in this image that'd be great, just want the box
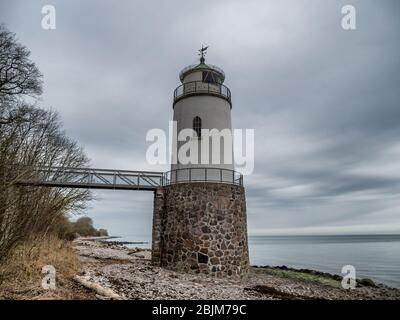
[74,239,400,300]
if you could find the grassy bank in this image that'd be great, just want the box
[251,266,342,288]
[0,236,94,300]
[251,265,380,289]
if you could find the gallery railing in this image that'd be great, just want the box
[163,167,243,186]
[173,81,231,105]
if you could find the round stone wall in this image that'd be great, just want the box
[151,183,249,277]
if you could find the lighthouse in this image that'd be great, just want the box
[170,46,235,183]
[151,47,249,277]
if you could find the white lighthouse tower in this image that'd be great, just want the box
[152,48,249,277]
[169,46,238,184]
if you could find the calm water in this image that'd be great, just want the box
[111,234,400,288]
[249,235,400,289]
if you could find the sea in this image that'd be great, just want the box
[109,234,400,289]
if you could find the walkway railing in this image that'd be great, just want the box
[16,167,164,191]
[173,81,231,106]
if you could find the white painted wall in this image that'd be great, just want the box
[171,69,235,183]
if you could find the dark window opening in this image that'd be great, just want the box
[202,71,220,84]
[198,252,208,264]
[193,116,202,138]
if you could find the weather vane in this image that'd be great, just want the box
[198,45,209,63]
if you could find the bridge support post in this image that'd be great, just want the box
[151,187,166,266]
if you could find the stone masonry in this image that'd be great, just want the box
[151,183,249,277]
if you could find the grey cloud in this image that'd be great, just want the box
[1,0,399,236]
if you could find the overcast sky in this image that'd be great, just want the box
[1,0,400,237]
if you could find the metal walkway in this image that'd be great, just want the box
[16,167,164,191]
[15,166,244,190]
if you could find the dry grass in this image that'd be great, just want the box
[0,236,96,300]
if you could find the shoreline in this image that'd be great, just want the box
[72,237,400,300]
[85,236,397,290]
[99,234,400,289]
[81,236,149,246]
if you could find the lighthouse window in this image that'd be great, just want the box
[202,71,220,84]
[193,116,202,138]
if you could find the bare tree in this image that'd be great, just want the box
[0,25,43,100]
[0,105,92,260]
[0,24,43,134]
[0,25,92,261]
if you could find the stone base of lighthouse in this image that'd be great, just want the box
[151,183,249,277]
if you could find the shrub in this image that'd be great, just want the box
[70,217,108,237]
